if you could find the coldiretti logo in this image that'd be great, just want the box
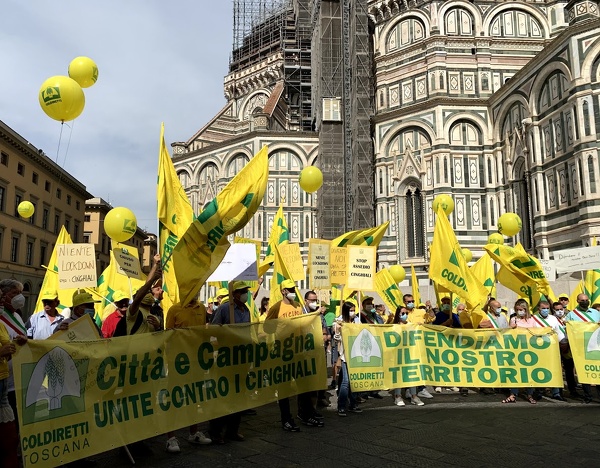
[349,329,383,368]
[20,347,89,425]
[41,86,62,105]
[584,329,600,361]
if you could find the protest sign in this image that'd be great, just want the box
[346,246,376,291]
[57,244,97,289]
[567,322,600,384]
[207,243,258,282]
[309,239,331,289]
[113,246,142,280]
[554,246,600,273]
[330,247,347,284]
[51,314,101,342]
[342,323,562,391]
[277,243,305,281]
[14,314,326,467]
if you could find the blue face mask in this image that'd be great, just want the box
[441,304,451,311]
[406,302,415,309]
[495,308,502,316]
[400,313,408,321]
[540,308,550,318]
[370,308,376,314]
[84,308,96,318]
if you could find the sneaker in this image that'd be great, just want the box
[434,387,442,393]
[313,411,324,419]
[282,420,301,432]
[165,437,181,453]
[297,414,325,427]
[348,406,363,413]
[338,409,347,417]
[411,396,425,406]
[450,387,460,392]
[417,389,434,399]
[394,397,405,407]
[188,431,211,445]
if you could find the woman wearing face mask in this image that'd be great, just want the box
[334,302,364,415]
[391,306,425,406]
[503,300,538,404]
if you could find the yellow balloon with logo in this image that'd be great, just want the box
[18,201,35,218]
[389,265,406,283]
[497,212,522,237]
[104,207,137,242]
[488,232,505,245]
[299,166,323,193]
[68,56,99,88]
[38,75,85,122]
[433,194,454,215]
[461,248,473,263]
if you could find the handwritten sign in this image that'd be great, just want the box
[277,243,305,281]
[346,245,376,291]
[51,314,101,342]
[553,246,600,273]
[57,243,97,288]
[539,259,556,281]
[330,247,348,284]
[309,239,331,289]
[113,247,143,280]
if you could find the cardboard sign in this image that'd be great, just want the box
[309,239,331,288]
[330,247,348,284]
[207,243,258,281]
[554,246,600,273]
[539,259,556,281]
[277,243,305,281]
[51,313,101,342]
[113,246,143,280]
[57,243,97,289]
[346,245,376,291]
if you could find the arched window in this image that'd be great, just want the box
[379,169,383,195]
[443,157,449,183]
[583,100,591,136]
[589,155,596,193]
[490,11,542,38]
[386,18,426,52]
[227,154,249,177]
[489,197,496,224]
[487,159,493,184]
[177,171,190,187]
[305,215,310,238]
[445,8,473,36]
[258,214,262,238]
[406,187,424,257]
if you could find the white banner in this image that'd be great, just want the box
[553,246,600,273]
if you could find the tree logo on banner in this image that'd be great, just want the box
[21,347,89,424]
[585,328,600,360]
[349,329,382,367]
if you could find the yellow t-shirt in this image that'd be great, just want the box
[166,302,207,329]
[407,308,428,325]
[0,324,10,380]
[266,301,303,320]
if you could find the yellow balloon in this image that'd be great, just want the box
[498,212,522,237]
[389,265,406,283]
[38,76,85,122]
[488,233,505,245]
[461,248,473,263]
[104,207,137,242]
[68,56,99,88]
[433,194,454,215]
[18,201,35,218]
[299,166,323,193]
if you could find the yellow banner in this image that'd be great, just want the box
[330,247,348,284]
[277,243,305,282]
[375,269,403,312]
[346,246,376,291]
[567,322,600,384]
[342,324,562,391]
[14,314,325,467]
[309,239,331,289]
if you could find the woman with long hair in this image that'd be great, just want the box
[334,302,363,416]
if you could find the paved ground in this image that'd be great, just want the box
[87,388,600,468]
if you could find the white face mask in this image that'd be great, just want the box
[494,308,502,316]
[517,310,526,317]
[308,302,319,310]
[239,292,249,303]
[285,292,296,301]
[11,294,25,310]
[554,310,564,318]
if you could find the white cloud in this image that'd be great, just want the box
[0,0,232,232]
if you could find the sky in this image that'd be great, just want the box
[0,0,234,233]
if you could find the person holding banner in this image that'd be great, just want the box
[303,290,331,408]
[53,290,101,334]
[0,321,19,468]
[503,300,538,404]
[26,289,65,339]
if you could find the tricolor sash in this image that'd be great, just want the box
[571,309,594,322]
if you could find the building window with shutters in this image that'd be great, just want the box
[322,98,341,121]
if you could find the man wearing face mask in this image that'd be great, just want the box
[359,296,384,324]
[479,299,509,328]
[532,300,567,401]
[552,301,579,398]
[53,290,101,335]
[433,297,462,328]
[303,291,331,408]
[27,289,65,340]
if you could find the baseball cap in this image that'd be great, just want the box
[112,290,129,303]
[40,289,59,301]
[280,279,296,290]
[231,281,251,291]
[72,290,100,308]
[361,296,374,305]
[558,293,569,299]
[216,288,229,298]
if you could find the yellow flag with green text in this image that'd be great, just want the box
[157,123,195,313]
[270,243,305,307]
[258,203,289,276]
[331,221,390,247]
[411,265,421,306]
[35,226,76,314]
[174,146,269,304]
[429,206,488,310]
[470,253,496,297]
[375,269,403,313]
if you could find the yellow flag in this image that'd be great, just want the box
[375,269,403,313]
[157,123,194,314]
[174,146,269,304]
[410,265,421,306]
[470,253,496,298]
[270,243,305,307]
[331,221,390,247]
[258,203,289,276]
[429,207,488,310]
[35,226,76,314]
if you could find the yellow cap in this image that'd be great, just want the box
[231,281,251,291]
[112,290,129,303]
[216,288,229,298]
[40,289,59,301]
[280,279,296,290]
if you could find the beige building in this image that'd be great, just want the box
[0,119,91,319]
